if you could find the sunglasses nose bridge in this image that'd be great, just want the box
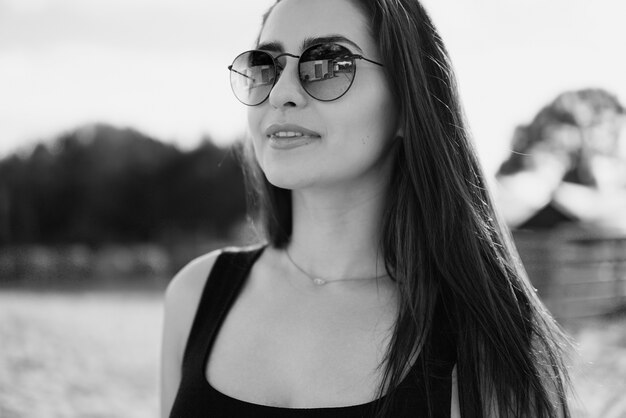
[268,52,308,108]
[272,52,300,79]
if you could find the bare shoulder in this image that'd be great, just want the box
[162,249,223,358]
[160,249,223,417]
[164,249,223,311]
[163,244,266,350]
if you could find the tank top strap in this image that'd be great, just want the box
[180,245,266,380]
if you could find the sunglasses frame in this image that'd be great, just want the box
[228,42,384,106]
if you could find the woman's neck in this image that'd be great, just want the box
[287,182,388,281]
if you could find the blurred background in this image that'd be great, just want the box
[1,0,625,417]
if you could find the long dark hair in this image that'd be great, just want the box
[241,0,571,416]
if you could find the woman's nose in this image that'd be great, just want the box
[268,60,308,109]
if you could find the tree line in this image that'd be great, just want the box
[0,124,248,247]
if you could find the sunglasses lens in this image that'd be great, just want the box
[230,50,276,105]
[299,43,355,101]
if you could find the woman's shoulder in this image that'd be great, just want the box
[162,244,266,361]
[162,249,222,354]
[165,243,265,305]
[164,249,221,307]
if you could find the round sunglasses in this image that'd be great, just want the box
[228,42,384,106]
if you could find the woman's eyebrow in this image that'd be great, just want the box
[301,35,363,53]
[256,41,283,52]
[256,35,363,53]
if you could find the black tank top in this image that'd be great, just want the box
[169,246,457,417]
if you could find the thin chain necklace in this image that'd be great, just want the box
[284,247,388,286]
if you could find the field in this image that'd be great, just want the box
[567,315,626,417]
[0,291,161,418]
[0,290,624,417]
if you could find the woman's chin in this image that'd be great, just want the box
[263,172,308,190]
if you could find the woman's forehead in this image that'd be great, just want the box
[258,0,374,54]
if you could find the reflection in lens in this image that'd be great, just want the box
[299,44,355,101]
[230,51,276,105]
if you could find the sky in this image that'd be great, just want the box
[1,0,625,175]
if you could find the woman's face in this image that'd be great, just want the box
[247,0,399,191]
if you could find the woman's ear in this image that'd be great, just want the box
[395,118,404,140]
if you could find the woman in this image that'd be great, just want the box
[161,0,571,416]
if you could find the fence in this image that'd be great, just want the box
[514,227,626,320]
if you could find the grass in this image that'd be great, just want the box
[0,290,624,417]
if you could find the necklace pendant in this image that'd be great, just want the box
[312,278,326,286]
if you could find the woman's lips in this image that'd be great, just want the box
[265,124,321,150]
[264,123,321,138]
[268,134,318,150]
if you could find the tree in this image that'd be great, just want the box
[0,124,247,246]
